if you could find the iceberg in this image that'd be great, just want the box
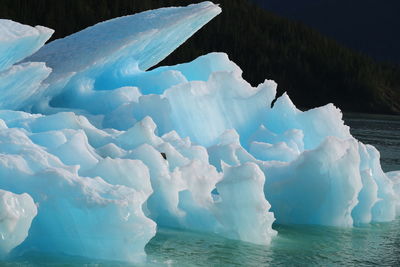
[0,1,398,263]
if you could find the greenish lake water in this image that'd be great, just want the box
[2,113,399,266]
[147,220,400,266]
[4,220,400,266]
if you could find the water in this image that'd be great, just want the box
[146,221,400,266]
[2,113,400,266]
[5,221,400,266]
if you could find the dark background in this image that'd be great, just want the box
[254,0,400,64]
[1,0,400,114]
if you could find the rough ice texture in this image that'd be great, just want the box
[0,190,37,256]
[0,62,51,110]
[0,19,53,110]
[0,0,399,264]
[0,19,53,72]
[25,1,222,111]
[0,121,156,262]
[387,171,400,214]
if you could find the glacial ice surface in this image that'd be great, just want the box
[0,1,399,263]
[0,190,37,257]
[0,19,53,72]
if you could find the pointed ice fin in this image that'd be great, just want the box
[26,2,221,83]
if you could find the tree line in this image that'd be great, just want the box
[1,0,400,114]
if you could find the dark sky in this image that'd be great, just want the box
[253,0,400,64]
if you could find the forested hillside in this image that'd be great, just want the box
[253,0,400,64]
[1,0,400,114]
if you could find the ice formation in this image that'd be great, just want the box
[0,1,399,263]
[0,190,37,256]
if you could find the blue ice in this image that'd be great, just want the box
[0,1,398,263]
